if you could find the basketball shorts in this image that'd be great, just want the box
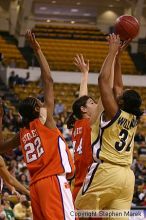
[75,162,135,220]
[30,174,76,220]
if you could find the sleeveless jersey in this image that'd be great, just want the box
[20,119,74,185]
[91,117,100,145]
[72,118,93,190]
[92,110,138,166]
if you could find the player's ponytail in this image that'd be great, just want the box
[122,89,143,120]
[66,113,77,129]
[19,97,39,127]
[66,95,90,129]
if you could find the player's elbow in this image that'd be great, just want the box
[43,75,54,85]
[46,77,54,85]
[113,86,123,98]
[98,72,107,86]
[98,72,107,82]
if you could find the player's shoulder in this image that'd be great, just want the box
[120,109,136,119]
[75,118,90,126]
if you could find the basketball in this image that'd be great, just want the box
[115,15,140,40]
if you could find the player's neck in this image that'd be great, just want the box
[82,114,90,119]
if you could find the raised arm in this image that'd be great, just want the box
[90,38,117,125]
[74,54,89,97]
[26,30,55,128]
[113,40,131,98]
[98,34,120,120]
[113,51,123,98]
[0,156,29,196]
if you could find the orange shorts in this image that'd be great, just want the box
[30,174,76,220]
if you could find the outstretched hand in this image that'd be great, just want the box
[107,33,121,54]
[74,54,89,74]
[25,30,40,51]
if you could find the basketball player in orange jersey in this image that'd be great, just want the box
[67,54,95,202]
[67,53,115,203]
[0,30,76,220]
[75,34,142,220]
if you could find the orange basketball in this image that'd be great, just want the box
[115,15,140,40]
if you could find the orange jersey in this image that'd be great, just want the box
[20,119,74,185]
[72,118,93,199]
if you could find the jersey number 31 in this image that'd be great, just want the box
[115,129,133,152]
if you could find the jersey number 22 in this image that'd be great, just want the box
[24,137,44,163]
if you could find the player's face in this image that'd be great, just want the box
[85,98,97,117]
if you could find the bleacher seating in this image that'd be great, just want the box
[31,24,137,74]
[33,24,105,40]
[0,35,27,68]
[0,26,137,74]
[32,38,136,74]
[13,82,146,112]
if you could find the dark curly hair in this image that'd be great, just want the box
[121,89,143,119]
[19,97,40,127]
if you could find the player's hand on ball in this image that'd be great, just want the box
[120,38,132,51]
[108,33,121,54]
[116,38,132,57]
[26,29,41,51]
[74,54,89,74]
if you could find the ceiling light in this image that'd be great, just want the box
[53,11,60,14]
[83,13,91,16]
[109,4,113,7]
[46,19,51,22]
[71,21,75,24]
[71,8,78,12]
[40,6,47,10]
[76,2,80,5]
[52,0,56,3]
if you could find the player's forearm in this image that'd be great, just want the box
[98,51,116,84]
[79,73,88,97]
[108,56,116,89]
[35,49,53,82]
[5,182,14,193]
[114,55,123,89]
[8,175,29,196]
